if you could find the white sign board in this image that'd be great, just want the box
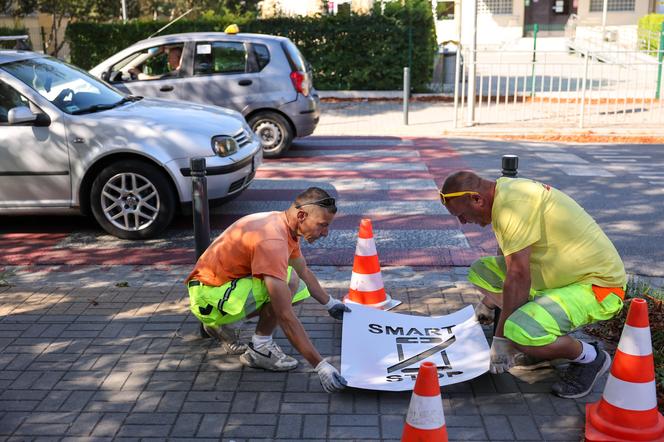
[196,44,212,55]
[341,304,490,391]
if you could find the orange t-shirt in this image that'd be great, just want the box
[185,211,301,286]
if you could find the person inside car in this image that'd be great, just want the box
[128,46,182,81]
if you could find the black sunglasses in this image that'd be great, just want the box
[295,197,336,209]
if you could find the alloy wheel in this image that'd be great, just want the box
[100,172,160,232]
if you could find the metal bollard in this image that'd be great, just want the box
[494,155,519,335]
[403,67,410,125]
[501,155,519,178]
[190,157,211,260]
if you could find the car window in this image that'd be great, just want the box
[110,44,184,82]
[0,80,29,123]
[1,56,124,114]
[194,42,247,75]
[253,44,270,72]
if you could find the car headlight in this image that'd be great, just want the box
[211,136,238,157]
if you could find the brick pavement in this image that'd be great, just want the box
[0,265,605,441]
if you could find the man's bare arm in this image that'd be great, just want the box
[494,246,532,338]
[264,275,322,367]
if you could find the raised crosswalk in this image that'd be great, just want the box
[0,137,490,267]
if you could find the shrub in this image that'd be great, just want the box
[66,3,436,91]
[0,27,30,50]
[637,14,664,53]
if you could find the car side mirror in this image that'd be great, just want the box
[7,106,50,127]
[105,71,125,82]
[8,106,37,125]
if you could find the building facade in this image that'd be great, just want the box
[436,0,654,46]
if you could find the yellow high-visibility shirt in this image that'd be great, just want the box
[492,177,626,290]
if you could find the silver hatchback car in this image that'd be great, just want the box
[90,31,320,158]
[0,50,262,239]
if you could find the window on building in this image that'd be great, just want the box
[436,1,455,20]
[478,0,513,15]
[589,0,635,11]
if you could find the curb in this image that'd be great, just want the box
[318,90,453,102]
[441,128,664,142]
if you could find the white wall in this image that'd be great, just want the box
[575,0,651,26]
[457,0,524,47]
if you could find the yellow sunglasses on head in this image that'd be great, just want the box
[439,190,479,205]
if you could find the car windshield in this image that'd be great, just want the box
[0,56,126,114]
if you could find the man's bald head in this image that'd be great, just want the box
[440,170,496,227]
[441,171,483,194]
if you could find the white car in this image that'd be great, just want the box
[0,50,262,239]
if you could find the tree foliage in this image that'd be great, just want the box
[638,13,664,52]
[66,1,436,91]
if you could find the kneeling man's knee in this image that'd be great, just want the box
[504,310,557,347]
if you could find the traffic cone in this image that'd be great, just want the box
[344,218,401,310]
[401,361,448,442]
[585,298,664,441]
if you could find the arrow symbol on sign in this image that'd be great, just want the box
[386,335,457,373]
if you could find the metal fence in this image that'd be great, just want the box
[565,14,663,57]
[454,48,664,128]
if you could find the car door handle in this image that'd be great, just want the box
[238,79,252,86]
[160,85,174,92]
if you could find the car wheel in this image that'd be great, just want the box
[249,111,293,158]
[90,160,175,240]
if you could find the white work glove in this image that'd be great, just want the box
[315,360,348,393]
[475,302,495,325]
[490,336,521,374]
[323,297,351,320]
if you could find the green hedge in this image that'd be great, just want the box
[637,14,664,52]
[66,2,436,91]
[0,27,30,50]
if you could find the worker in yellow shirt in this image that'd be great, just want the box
[440,171,626,399]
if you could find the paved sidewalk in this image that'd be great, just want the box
[0,265,604,441]
[316,101,455,138]
[315,100,664,139]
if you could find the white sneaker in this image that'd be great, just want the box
[239,341,298,371]
[202,324,247,355]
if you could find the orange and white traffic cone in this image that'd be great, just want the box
[401,361,448,442]
[344,218,400,310]
[585,298,664,441]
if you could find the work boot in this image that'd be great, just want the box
[551,342,611,399]
[511,352,551,371]
[239,341,298,371]
[202,324,247,355]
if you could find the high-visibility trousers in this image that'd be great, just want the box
[188,266,310,327]
[468,256,624,346]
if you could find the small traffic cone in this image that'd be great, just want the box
[344,218,400,310]
[585,298,664,441]
[401,361,448,442]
